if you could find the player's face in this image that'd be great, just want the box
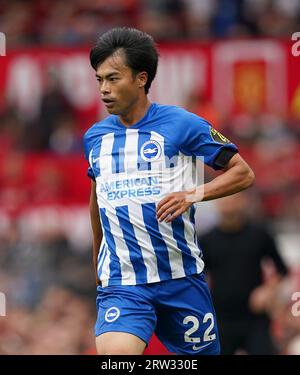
[96,52,142,116]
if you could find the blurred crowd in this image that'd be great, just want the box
[0,287,95,354]
[1,0,299,46]
[0,215,96,354]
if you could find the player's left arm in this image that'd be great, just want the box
[90,180,103,285]
[156,153,255,223]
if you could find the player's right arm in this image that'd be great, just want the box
[89,180,102,286]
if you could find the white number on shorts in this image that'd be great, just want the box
[183,316,200,343]
[183,313,216,344]
[203,313,216,341]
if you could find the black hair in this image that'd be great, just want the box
[90,27,159,94]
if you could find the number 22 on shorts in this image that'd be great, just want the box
[183,313,216,351]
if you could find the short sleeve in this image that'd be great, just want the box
[83,130,95,181]
[87,166,95,181]
[178,112,238,170]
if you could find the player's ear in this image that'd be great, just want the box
[137,71,148,89]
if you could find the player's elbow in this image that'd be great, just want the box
[231,155,255,190]
[241,166,255,189]
[225,154,255,191]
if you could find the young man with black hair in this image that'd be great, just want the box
[83,27,255,355]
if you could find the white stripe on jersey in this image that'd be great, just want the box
[181,152,197,191]
[158,220,186,279]
[124,129,139,173]
[150,131,165,171]
[99,133,115,176]
[101,246,111,287]
[174,151,195,192]
[107,208,136,285]
[97,240,105,264]
[127,203,160,283]
[97,243,107,274]
[182,211,204,274]
[88,148,93,169]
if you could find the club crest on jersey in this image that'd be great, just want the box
[105,307,120,323]
[140,140,162,162]
[210,127,231,144]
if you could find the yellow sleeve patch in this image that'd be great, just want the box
[210,127,231,144]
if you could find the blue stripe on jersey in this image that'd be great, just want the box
[171,215,198,274]
[116,206,148,284]
[98,241,105,264]
[137,130,151,171]
[190,205,203,259]
[99,208,122,284]
[189,205,197,243]
[141,203,172,280]
[111,133,126,174]
[165,154,178,168]
[163,138,179,169]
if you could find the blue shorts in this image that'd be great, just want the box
[95,272,220,355]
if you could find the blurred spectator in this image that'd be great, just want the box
[28,67,76,151]
[198,192,289,354]
[0,152,29,216]
[0,110,26,154]
[48,112,81,154]
[212,0,243,37]
[139,0,186,40]
[183,0,217,39]
[0,0,34,46]
[242,0,300,37]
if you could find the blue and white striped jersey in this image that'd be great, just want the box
[83,103,237,287]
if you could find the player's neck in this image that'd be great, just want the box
[118,96,151,127]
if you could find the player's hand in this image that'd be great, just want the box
[156,190,196,223]
[248,284,275,314]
